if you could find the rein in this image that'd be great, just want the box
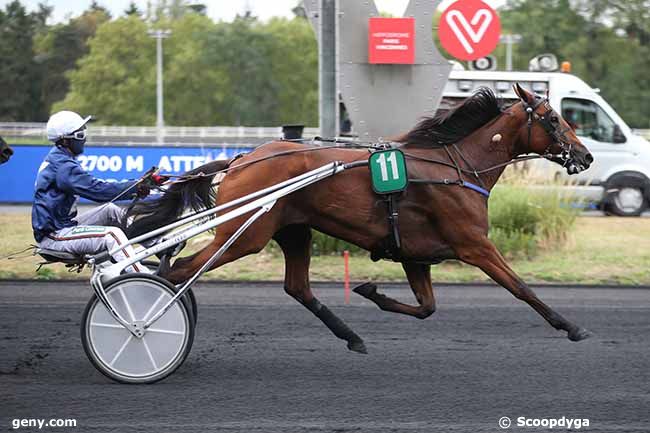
[163,142,379,184]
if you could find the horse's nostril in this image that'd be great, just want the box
[585,153,594,164]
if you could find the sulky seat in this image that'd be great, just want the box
[36,248,86,265]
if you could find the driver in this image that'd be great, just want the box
[32,111,164,273]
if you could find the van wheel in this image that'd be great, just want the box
[606,186,646,216]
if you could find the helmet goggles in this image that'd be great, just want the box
[63,129,88,141]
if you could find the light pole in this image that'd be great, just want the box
[148,29,171,143]
[500,34,522,71]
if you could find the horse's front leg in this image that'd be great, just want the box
[275,225,367,354]
[457,238,591,341]
[353,262,436,319]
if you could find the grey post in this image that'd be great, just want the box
[304,0,451,141]
[319,0,338,138]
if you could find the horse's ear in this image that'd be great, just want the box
[513,83,534,105]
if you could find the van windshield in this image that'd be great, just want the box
[562,98,618,143]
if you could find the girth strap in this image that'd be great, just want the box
[370,192,403,262]
[387,193,402,251]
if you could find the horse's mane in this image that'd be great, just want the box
[399,87,503,148]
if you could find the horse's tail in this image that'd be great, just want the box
[123,159,230,238]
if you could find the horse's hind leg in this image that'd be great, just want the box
[274,225,367,354]
[458,238,591,341]
[353,262,436,319]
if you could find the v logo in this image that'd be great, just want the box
[445,9,493,55]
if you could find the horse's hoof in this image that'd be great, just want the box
[347,338,368,354]
[568,327,592,342]
[352,282,377,299]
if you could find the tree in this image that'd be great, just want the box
[0,1,43,121]
[163,13,229,125]
[571,0,650,127]
[201,15,280,125]
[124,2,141,17]
[147,0,191,23]
[88,1,111,19]
[262,17,318,126]
[54,16,156,125]
[35,5,110,116]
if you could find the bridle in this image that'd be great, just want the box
[522,96,580,174]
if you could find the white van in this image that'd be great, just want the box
[440,69,650,216]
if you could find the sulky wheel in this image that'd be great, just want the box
[81,273,195,384]
[186,287,198,325]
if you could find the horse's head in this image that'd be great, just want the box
[513,83,592,175]
[0,136,13,165]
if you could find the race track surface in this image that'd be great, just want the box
[1,281,649,432]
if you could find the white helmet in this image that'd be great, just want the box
[46,111,92,142]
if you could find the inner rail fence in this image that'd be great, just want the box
[0,123,322,147]
[1,122,648,146]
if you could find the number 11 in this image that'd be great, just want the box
[376,152,399,181]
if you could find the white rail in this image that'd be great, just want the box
[0,122,321,143]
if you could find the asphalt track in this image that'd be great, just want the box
[1,281,649,433]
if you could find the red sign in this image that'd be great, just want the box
[438,0,501,61]
[368,17,415,64]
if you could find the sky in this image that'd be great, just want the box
[1,0,507,24]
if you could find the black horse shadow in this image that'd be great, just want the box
[1,136,14,165]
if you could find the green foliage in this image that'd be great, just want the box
[489,227,538,258]
[56,13,318,126]
[124,2,141,17]
[0,1,45,121]
[34,7,110,116]
[35,267,56,280]
[53,16,156,124]
[310,231,364,257]
[260,18,318,127]
[488,183,580,259]
[164,14,229,125]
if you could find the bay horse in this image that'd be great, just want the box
[0,136,13,165]
[125,85,594,353]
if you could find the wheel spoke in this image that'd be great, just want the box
[109,334,133,367]
[147,327,184,335]
[118,287,136,321]
[142,337,158,370]
[142,292,166,322]
[90,322,125,329]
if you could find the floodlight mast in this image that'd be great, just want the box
[148,29,171,143]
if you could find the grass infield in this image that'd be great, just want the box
[1,212,649,285]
